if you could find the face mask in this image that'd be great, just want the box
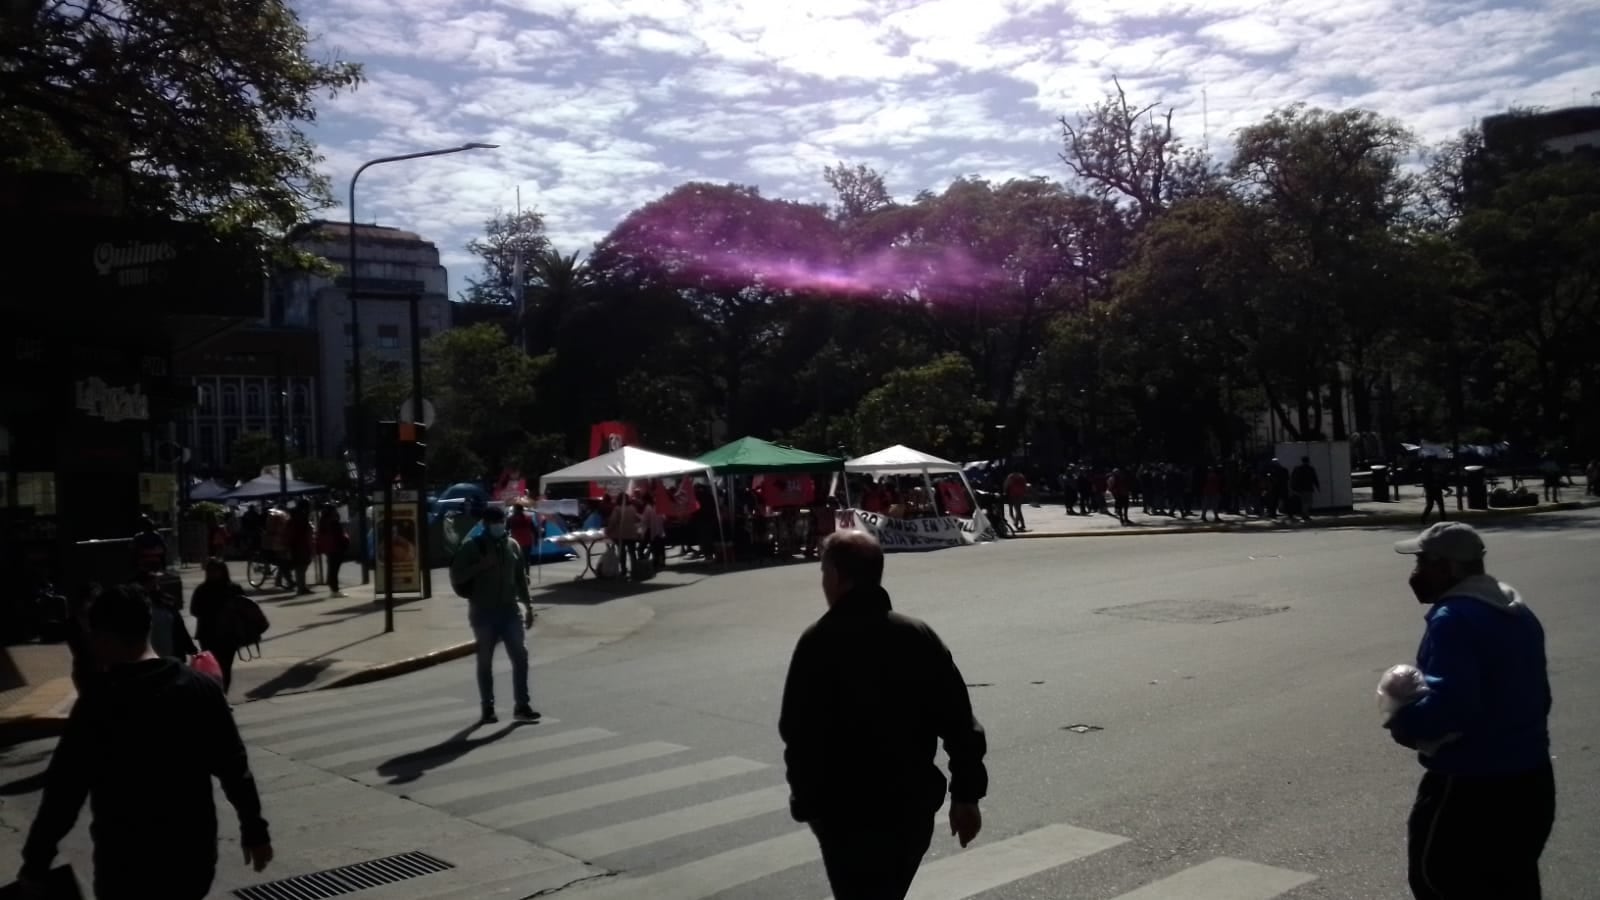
[487,524,506,539]
[1409,564,1450,604]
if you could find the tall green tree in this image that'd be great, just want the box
[521,248,589,355]
[851,354,995,460]
[460,209,551,306]
[1,0,361,254]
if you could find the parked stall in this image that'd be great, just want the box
[537,446,725,579]
[696,437,844,559]
[842,444,996,551]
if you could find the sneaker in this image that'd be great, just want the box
[480,707,498,724]
[513,704,541,722]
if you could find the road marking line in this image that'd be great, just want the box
[408,741,687,806]
[559,830,818,900]
[305,725,613,771]
[549,784,793,858]
[864,824,1129,900]
[238,697,459,740]
[263,706,516,754]
[475,756,769,828]
[1107,857,1316,900]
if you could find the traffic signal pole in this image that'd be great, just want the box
[408,293,431,599]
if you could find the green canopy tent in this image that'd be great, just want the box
[695,437,845,474]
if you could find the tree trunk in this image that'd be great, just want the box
[1351,371,1373,435]
[1328,368,1347,441]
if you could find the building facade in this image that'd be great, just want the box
[174,328,321,476]
[275,221,452,455]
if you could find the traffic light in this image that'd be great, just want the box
[374,420,399,483]
[397,421,427,488]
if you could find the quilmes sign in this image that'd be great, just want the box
[75,377,150,423]
[92,240,178,288]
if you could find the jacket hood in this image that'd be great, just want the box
[1443,573,1526,614]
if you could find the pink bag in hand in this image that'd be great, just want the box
[189,651,224,683]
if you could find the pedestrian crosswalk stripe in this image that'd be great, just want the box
[475,756,770,828]
[263,706,515,755]
[888,824,1127,900]
[549,784,794,858]
[408,741,688,806]
[1106,857,1316,900]
[305,725,614,772]
[561,829,819,900]
[237,697,459,741]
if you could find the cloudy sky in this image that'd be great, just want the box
[300,0,1600,287]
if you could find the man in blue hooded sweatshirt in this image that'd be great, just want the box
[1389,522,1555,900]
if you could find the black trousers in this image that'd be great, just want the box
[811,814,934,900]
[1408,762,1555,900]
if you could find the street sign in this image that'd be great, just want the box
[398,397,436,427]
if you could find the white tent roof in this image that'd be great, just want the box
[539,446,713,490]
[845,444,963,475]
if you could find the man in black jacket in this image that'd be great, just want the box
[18,585,273,899]
[780,529,987,900]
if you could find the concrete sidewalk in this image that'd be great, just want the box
[1006,490,1600,538]
[0,554,674,738]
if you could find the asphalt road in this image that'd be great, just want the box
[9,510,1599,899]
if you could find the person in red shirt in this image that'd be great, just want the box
[507,505,536,568]
[315,506,351,597]
[1109,469,1132,525]
[1201,467,1224,523]
[1003,472,1028,532]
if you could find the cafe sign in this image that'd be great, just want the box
[75,377,150,423]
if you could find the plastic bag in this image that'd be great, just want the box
[1377,663,1461,756]
[1376,663,1429,719]
[189,650,224,683]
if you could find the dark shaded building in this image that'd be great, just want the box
[1,173,265,612]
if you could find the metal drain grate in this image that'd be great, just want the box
[233,851,454,900]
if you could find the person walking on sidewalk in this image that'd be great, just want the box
[1291,456,1319,522]
[451,506,540,725]
[18,585,273,900]
[190,558,249,692]
[317,505,350,598]
[1387,522,1555,900]
[780,530,987,900]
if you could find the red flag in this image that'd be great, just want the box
[587,420,639,498]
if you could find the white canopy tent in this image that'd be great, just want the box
[537,446,726,576]
[538,445,714,492]
[843,444,983,523]
[845,444,963,475]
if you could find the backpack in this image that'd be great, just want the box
[449,534,493,599]
[217,587,270,652]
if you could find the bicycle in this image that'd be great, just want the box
[245,548,284,590]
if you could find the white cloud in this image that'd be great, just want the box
[299,0,1600,286]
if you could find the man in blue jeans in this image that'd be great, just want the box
[450,507,540,724]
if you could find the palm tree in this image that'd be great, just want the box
[518,248,588,355]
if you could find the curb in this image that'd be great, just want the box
[314,640,478,691]
[1007,498,1598,540]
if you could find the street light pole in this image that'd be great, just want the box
[346,142,497,584]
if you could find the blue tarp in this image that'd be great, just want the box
[463,516,576,563]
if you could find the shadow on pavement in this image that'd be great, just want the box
[1347,505,1599,535]
[529,579,694,605]
[244,658,336,700]
[377,719,535,785]
[0,767,49,796]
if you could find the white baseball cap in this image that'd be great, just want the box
[1394,522,1487,563]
